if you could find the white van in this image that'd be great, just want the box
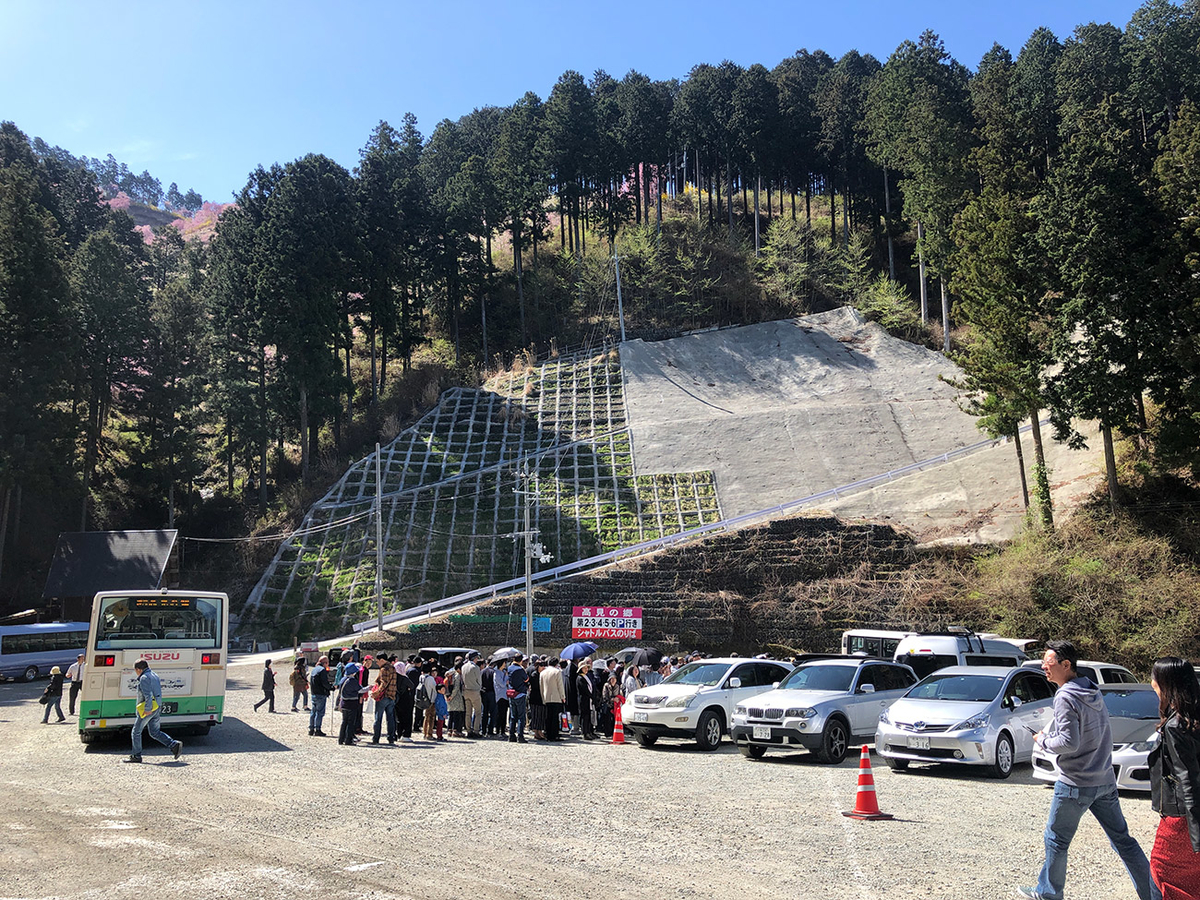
[892,629,1027,680]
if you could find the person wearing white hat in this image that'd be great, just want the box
[41,666,66,723]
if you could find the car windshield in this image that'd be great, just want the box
[1103,689,1160,720]
[905,673,1004,703]
[780,664,856,692]
[663,663,729,687]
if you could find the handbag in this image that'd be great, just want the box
[368,681,385,702]
[38,691,49,705]
[506,688,517,699]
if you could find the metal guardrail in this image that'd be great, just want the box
[352,421,1043,633]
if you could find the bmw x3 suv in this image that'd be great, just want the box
[730,658,917,764]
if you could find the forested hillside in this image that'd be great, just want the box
[2,0,1200,613]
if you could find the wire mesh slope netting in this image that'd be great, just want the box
[242,348,722,636]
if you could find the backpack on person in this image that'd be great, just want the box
[414,677,432,711]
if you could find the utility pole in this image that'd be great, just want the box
[614,253,626,344]
[375,443,384,633]
[513,463,552,657]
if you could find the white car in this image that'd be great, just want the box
[622,657,793,751]
[1031,683,1160,791]
[730,658,918,764]
[876,665,1055,778]
[1020,659,1139,685]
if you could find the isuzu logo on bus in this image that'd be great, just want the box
[142,651,182,661]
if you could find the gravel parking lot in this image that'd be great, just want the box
[0,664,1158,900]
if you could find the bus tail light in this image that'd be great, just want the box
[201,652,220,665]
[94,655,116,667]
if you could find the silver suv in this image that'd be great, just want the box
[731,658,917,764]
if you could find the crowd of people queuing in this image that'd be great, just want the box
[266,647,686,747]
[264,641,1200,899]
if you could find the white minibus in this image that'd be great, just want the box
[78,589,229,744]
[840,629,916,659]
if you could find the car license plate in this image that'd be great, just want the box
[907,735,930,750]
[752,725,772,740]
[634,712,648,723]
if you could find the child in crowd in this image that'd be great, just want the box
[434,683,449,742]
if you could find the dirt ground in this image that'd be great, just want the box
[0,664,1158,900]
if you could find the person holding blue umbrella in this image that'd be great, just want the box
[560,641,598,661]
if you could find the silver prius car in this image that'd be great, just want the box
[875,665,1055,778]
[1031,683,1160,792]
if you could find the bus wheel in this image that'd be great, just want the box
[22,665,37,682]
[80,731,97,744]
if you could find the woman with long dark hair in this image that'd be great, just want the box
[1149,656,1200,899]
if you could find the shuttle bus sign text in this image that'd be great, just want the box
[571,606,643,640]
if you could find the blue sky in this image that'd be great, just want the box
[1,0,1149,202]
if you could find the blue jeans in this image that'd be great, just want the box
[42,696,64,722]
[373,697,396,741]
[1036,781,1151,900]
[508,695,527,739]
[132,709,175,757]
[310,694,327,731]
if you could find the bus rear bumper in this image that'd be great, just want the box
[82,713,221,732]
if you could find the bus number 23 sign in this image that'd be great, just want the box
[571,606,643,640]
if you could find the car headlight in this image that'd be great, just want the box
[955,713,990,730]
[787,707,817,718]
[1131,738,1158,752]
[663,694,694,709]
[878,709,890,725]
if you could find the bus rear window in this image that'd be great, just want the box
[896,653,957,680]
[96,595,222,649]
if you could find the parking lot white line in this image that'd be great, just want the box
[827,767,871,898]
[345,861,386,872]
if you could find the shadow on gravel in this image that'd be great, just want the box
[879,762,1043,787]
[0,679,48,710]
[626,741,741,755]
[82,715,292,756]
[739,751,860,767]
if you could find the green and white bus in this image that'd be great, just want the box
[78,589,229,744]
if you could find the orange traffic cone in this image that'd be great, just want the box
[611,700,626,745]
[842,745,893,820]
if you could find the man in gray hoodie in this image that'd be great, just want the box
[1016,639,1151,900]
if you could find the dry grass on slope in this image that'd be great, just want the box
[899,498,1200,673]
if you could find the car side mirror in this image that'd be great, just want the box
[859,684,876,694]
[728,677,742,689]
[772,681,780,688]
[1011,696,1023,708]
